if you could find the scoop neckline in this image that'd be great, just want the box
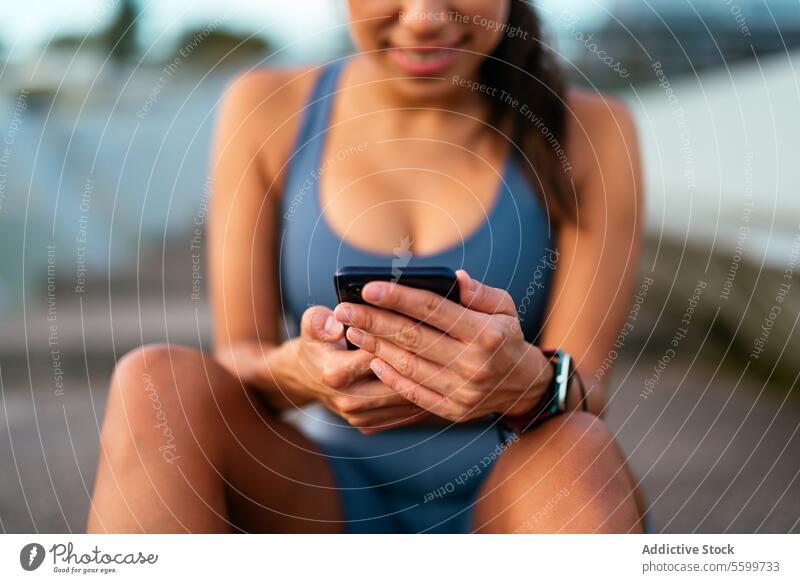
[312,59,512,260]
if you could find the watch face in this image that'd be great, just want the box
[556,353,572,413]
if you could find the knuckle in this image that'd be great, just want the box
[395,353,417,378]
[342,413,363,427]
[403,385,420,405]
[334,396,361,415]
[473,370,493,385]
[422,294,441,317]
[456,407,474,422]
[500,315,523,339]
[395,324,423,350]
[477,285,491,303]
[459,389,484,408]
[461,353,488,379]
[353,331,375,353]
[441,404,464,422]
[459,357,479,379]
[439,375,461,396]
[467,360,496,384]
[321,366,347,389]
[367,335,382,355]
[478,326,506,351]
[360,308,375,331]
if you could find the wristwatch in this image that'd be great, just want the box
[497,348,586,436]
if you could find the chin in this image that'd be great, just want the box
[374,50,482,103]
[392,74,464,102]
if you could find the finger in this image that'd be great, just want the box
[323,349,377,388]
[456,270,517,316]
[333,378,411,411]
[346,404,430,434]
[356,415,432,435]
[360,281,489,343]
[347,328,466,397]
[301,305,345,342]
[334,303,467,368]
[370,358,470,422]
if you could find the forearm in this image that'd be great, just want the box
[569,356,607,416]
[214,339,314,411]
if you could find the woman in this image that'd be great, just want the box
[89,0,643,533]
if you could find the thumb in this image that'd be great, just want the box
[456,270,517,316]
[301,305,345,342]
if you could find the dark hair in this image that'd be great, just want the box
[479,1,574,223]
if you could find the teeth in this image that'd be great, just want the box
[401,49,448,63]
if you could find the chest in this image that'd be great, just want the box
[280,133,556,342]
[317,122,507,256]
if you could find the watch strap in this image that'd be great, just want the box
[498,348,573,435]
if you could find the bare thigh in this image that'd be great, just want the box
[472,411,644,533]
[87,344,342,533]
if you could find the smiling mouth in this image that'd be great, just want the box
[395,47,456,62]
[388,41,465,75]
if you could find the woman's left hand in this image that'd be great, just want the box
[333,270,553,422]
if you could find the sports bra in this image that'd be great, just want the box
[279,59,556,341]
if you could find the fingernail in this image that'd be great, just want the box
[362,283,385,302]
[467,275,477,291]
[370,359,385,375]
[324,315,342,335]
[347,328,364,346]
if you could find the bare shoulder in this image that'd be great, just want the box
[566,88,637,141]
[220,67,317,119]
[565,89,639,185]
[214,67,321,180]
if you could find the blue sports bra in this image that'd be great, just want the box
[279,59,556,341]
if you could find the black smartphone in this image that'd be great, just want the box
[334,266,460,349]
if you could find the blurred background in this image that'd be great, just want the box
[0,0,798,533]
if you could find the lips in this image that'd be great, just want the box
[388,44,463,76]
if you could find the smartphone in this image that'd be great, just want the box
[334,266,460,349]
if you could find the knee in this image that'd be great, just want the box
[479,412,641,533]
[541,412,624,473]
[113,343,199,383]
[512,411,632,494]
[101,344,227,455]
[543,412,637,508]
[109,344,205,415]
[544,411,616,458]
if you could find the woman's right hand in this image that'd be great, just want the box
[270,305,431,433]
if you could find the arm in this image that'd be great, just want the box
[208,71,294,408]
[539,93,643,415]
[207,71,425,430]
